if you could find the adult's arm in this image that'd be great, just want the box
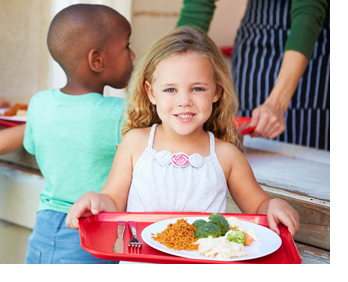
[176,0,217,33]
[250,50,309,138]
[285,0,328,60]
[251,0,328,138]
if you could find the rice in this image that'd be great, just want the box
[151,219,198,251]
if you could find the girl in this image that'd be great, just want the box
[66,26,299,236]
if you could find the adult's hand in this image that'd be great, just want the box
[250,101,286,140]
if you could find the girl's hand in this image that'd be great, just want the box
[66,191,105,230]
[267,198,300,237]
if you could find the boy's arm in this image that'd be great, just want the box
[0,124,26,155]
[0,98,10,108]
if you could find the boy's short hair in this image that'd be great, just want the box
[47,4,121,73]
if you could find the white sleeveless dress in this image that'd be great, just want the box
[126,124,228,213]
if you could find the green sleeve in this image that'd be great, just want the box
[176,0,218,33]
[284,0,328,60]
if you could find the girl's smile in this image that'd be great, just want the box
[174,112,195,122]
[145,52,220,137]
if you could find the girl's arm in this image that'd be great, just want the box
[99,130,137,212]
[66,130,137,230]
[0,124,26,155]
[222,144,270,214]
[220,142,300,236]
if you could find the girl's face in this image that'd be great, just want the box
[145,52,220,137]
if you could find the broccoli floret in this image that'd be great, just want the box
[226,230,245,245]
[193,219,208,229]
[194,222,222,239]
[208,213,229,236]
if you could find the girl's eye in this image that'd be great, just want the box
[193,87,204,92]
[164,88,175,93]
[126,43,131,50]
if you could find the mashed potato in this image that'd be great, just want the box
[195,236,247,259]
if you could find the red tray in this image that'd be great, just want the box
[0,119,25,128]
[79,212,301,264]
[234,117,255,135]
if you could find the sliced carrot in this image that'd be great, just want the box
[244,233,253,246]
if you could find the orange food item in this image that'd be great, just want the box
[244,233,253,246]
[1,103,28,116]
[151,219,198,251]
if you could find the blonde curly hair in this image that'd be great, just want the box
[122,26,240,146]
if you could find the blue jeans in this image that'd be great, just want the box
[24,210,119,264]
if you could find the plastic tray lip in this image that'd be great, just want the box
[79,212,302,264]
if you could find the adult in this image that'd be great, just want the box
[177,0,330,150]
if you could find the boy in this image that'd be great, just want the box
[5,4,135,263]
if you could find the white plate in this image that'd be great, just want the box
[141,216,282,261]
[0,108,27,122]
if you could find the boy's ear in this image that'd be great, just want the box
[213,85,222,103]
[145,81,156,105]
[88,49,103,73]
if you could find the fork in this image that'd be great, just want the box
[128,221,142,248]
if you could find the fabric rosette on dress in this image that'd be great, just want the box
[155,150,204,168]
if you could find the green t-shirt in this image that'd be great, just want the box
[23,89,125,214]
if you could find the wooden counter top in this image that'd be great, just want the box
[243,136,329,201]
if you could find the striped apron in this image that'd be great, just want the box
[232,0,330,150]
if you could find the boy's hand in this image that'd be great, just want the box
[267,198,300,237]
[0,98,10,108]
[66,191,104,230]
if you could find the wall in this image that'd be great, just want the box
[131,0,247,63]
[0,0,51,105]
